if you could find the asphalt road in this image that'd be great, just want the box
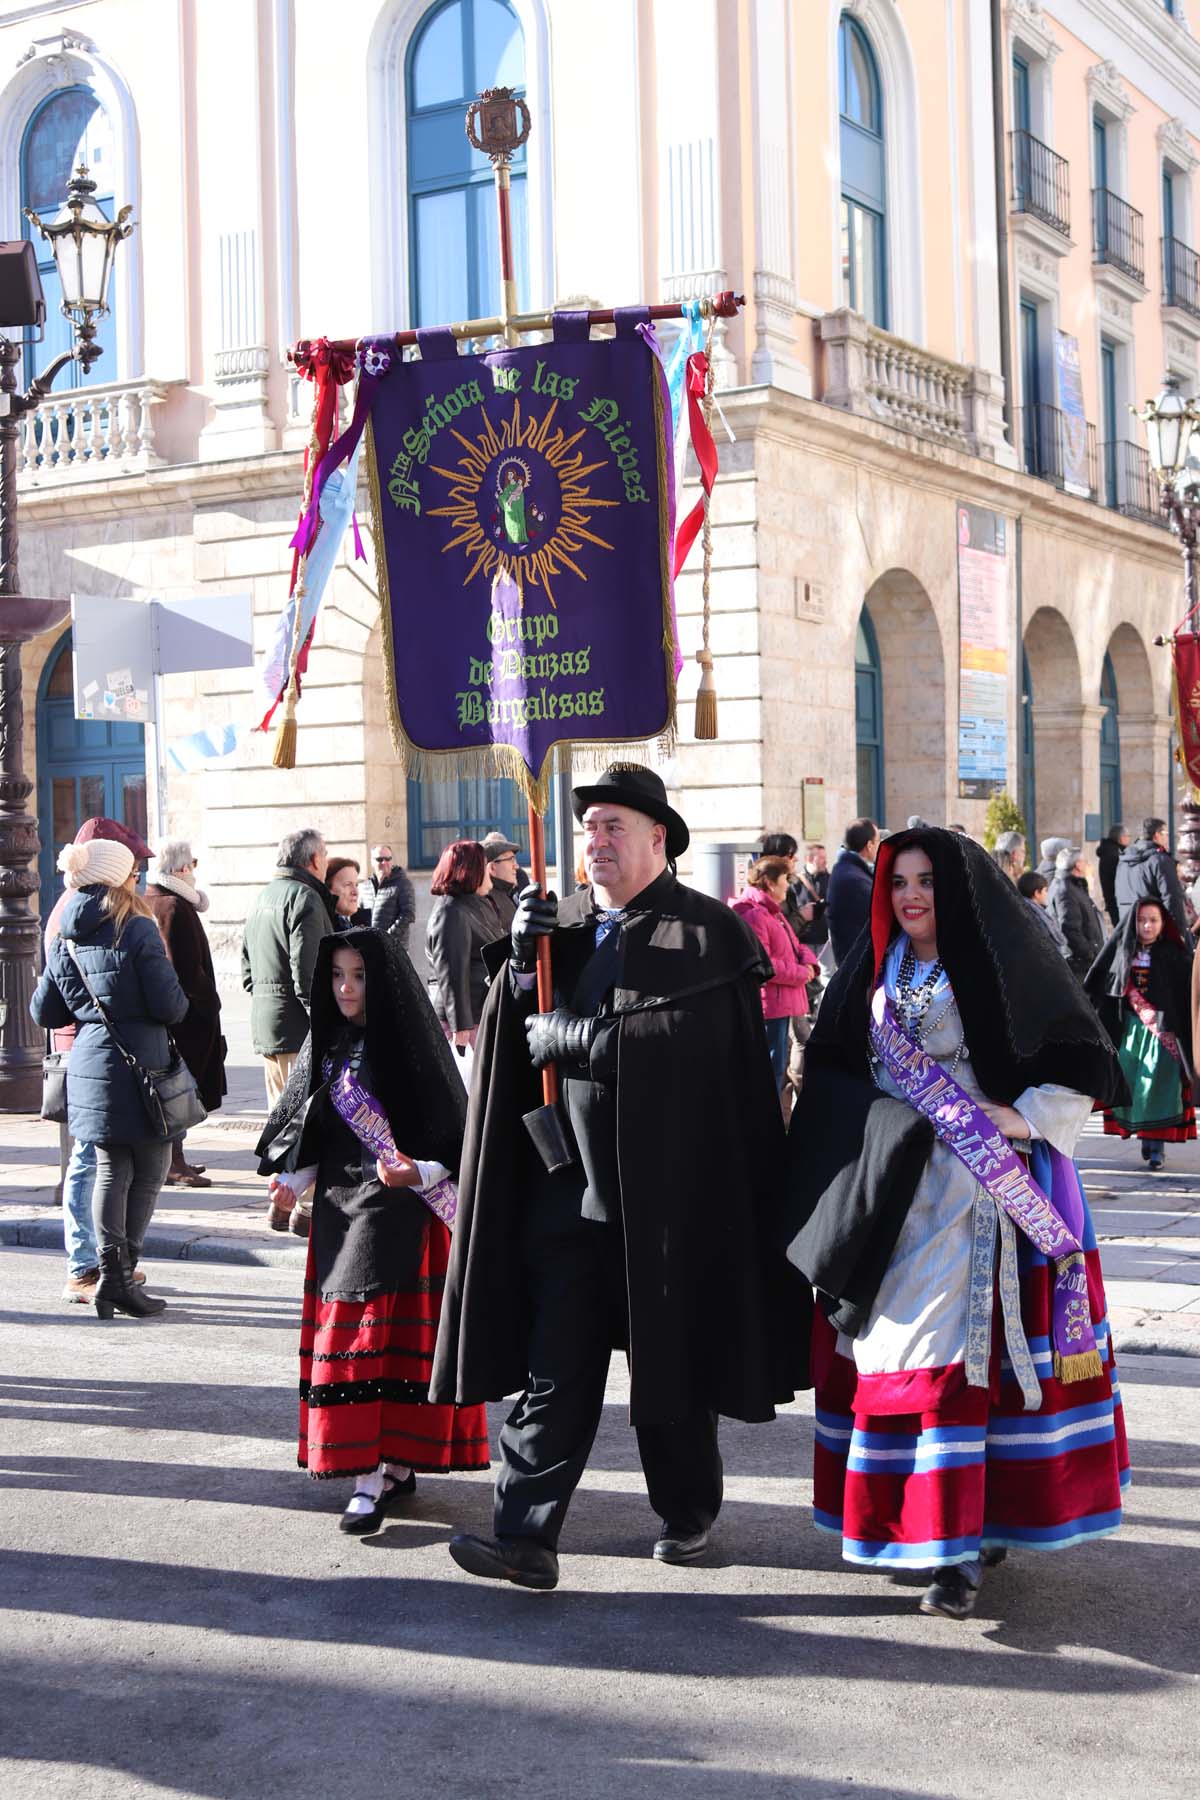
[0,1246,1197,1800]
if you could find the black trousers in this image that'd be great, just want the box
[494,1189,723,1550]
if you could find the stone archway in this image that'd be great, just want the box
[1023,605,1084,844]
[1102,622,1160,831]
[861,567,947,828]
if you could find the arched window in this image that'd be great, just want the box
[20,87,117,386]
[1099,651,1121,833]
[838,14,887,328]
[405,0,527,326]
[855,606,884,822]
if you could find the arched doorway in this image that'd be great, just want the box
[855,605,883,821]
[36,633,147,922]
[1023,605,1083,841]
[1099,651,1121,833]
[1020,646,1036,845]
[859,569,946,826]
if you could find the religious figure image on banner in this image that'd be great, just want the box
[322,308,681,807]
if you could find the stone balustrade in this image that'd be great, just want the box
[818,308,1006,460]
[17,378,174,485]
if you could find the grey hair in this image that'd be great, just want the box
[155,838,194,875]
[1055,846,1082,874]
[278,828,325,871]
[1040,836,1071,862]
[994,830,1024,856]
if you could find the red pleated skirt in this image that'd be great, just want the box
[298,1212,491,1480]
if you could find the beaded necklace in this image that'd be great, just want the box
[871,936,966,1087]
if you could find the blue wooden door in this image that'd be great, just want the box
[36,634,147,922]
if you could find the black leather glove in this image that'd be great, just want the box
[525,1006,597,1074]
[511,883,558,973]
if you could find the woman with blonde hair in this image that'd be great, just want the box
[32,837,188,1318]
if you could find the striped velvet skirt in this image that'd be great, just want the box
[299,1213,491,1481]
[812,1234,1130,1569]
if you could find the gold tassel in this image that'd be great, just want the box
[1053,1348,1105,1384]
[695,646,718,740]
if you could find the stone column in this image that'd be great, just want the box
[748,0,807,396]
[1030,700,1105,843]
[1118,711,1171,830]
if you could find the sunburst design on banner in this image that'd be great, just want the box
[427,398,619,607]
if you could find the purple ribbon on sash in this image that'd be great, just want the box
[328,1060,458,1229]
[870,986,1101,1382]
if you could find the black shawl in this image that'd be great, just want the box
[256,929,467,1299]
[810,826,1126,1108]
[1084,904,1195,1063]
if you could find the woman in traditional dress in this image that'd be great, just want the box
[784,826,1129,1620]
[256,927,490,1535]
[1084,899,1196,1173]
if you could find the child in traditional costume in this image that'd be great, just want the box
[1085,899,1196,1172]
[784,827,1129,1619]
[257,928,489,1534]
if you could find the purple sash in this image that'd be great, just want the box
[328,1060,458,1229]
[870,986,1101,1382]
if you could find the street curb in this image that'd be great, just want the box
[1112,1330,1200,1360]
[0,1216,308,1269]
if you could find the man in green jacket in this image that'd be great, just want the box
[241,828,334,1233]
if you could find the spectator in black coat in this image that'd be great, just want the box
[1048,847,1107,979]
[1095,823,1128,927]
[1113,818,1191,941]
[425,840,506,1050]
[364,844,417,952]
[825,818,879,966]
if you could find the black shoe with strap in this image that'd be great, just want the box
[919,1559,983,1620]
[448,1534,559,1590]
[339,1469,416,1536]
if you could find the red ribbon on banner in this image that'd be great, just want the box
[673,351,718,579]
[1171,629,1200,790]
[287,336,357,598]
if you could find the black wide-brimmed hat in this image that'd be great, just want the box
[571,763,689,859]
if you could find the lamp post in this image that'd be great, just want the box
[1138,373,1200,884]
[0,164,133,1109]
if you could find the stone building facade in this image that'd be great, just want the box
[5,0,1199,969]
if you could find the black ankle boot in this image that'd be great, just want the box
[95,1247,166,1320]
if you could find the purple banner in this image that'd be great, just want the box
[363,312,676,801]
[329,1062,458,1230]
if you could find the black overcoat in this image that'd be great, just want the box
[148,886,227,1112]
[429,876,811,1426]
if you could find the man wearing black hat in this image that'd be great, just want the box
[432,764,807,1591]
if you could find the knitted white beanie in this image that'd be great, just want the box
[57,839,135,890]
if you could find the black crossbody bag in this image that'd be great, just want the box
[65,942,206,1142]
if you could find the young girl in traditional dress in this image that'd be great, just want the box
[1085,899,1196,1172]
[785,826,1129,1620]
[257,928,490,1534]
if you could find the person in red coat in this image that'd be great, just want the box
[147,840,227,1186]
[731,857,820,1091]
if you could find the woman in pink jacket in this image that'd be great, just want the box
[731,857,820,1090]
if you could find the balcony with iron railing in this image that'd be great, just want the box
[1010,130,1071,239]
[1101,439,1168,525]
[1162,235,1200,321]
[1092,187,1145,286]
[1020,402,1099,499]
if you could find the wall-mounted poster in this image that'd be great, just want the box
[957,503,1010,800]
[1054,330,1091,498]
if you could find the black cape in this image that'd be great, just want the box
[1084,905,1196,1081]
[256,928,467,1299]
[783,827,1126,1324]
[428,874,811,1425]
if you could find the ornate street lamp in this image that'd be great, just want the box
[1138,374,1200,884]
[0,169,134,1109]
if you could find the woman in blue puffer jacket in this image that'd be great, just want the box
[32,837,188,1319]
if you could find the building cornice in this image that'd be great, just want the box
[1006,0,1062,64]
[1159,115,1200,175]
[1086,60,1134,123]
[1052,0,1200,121]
